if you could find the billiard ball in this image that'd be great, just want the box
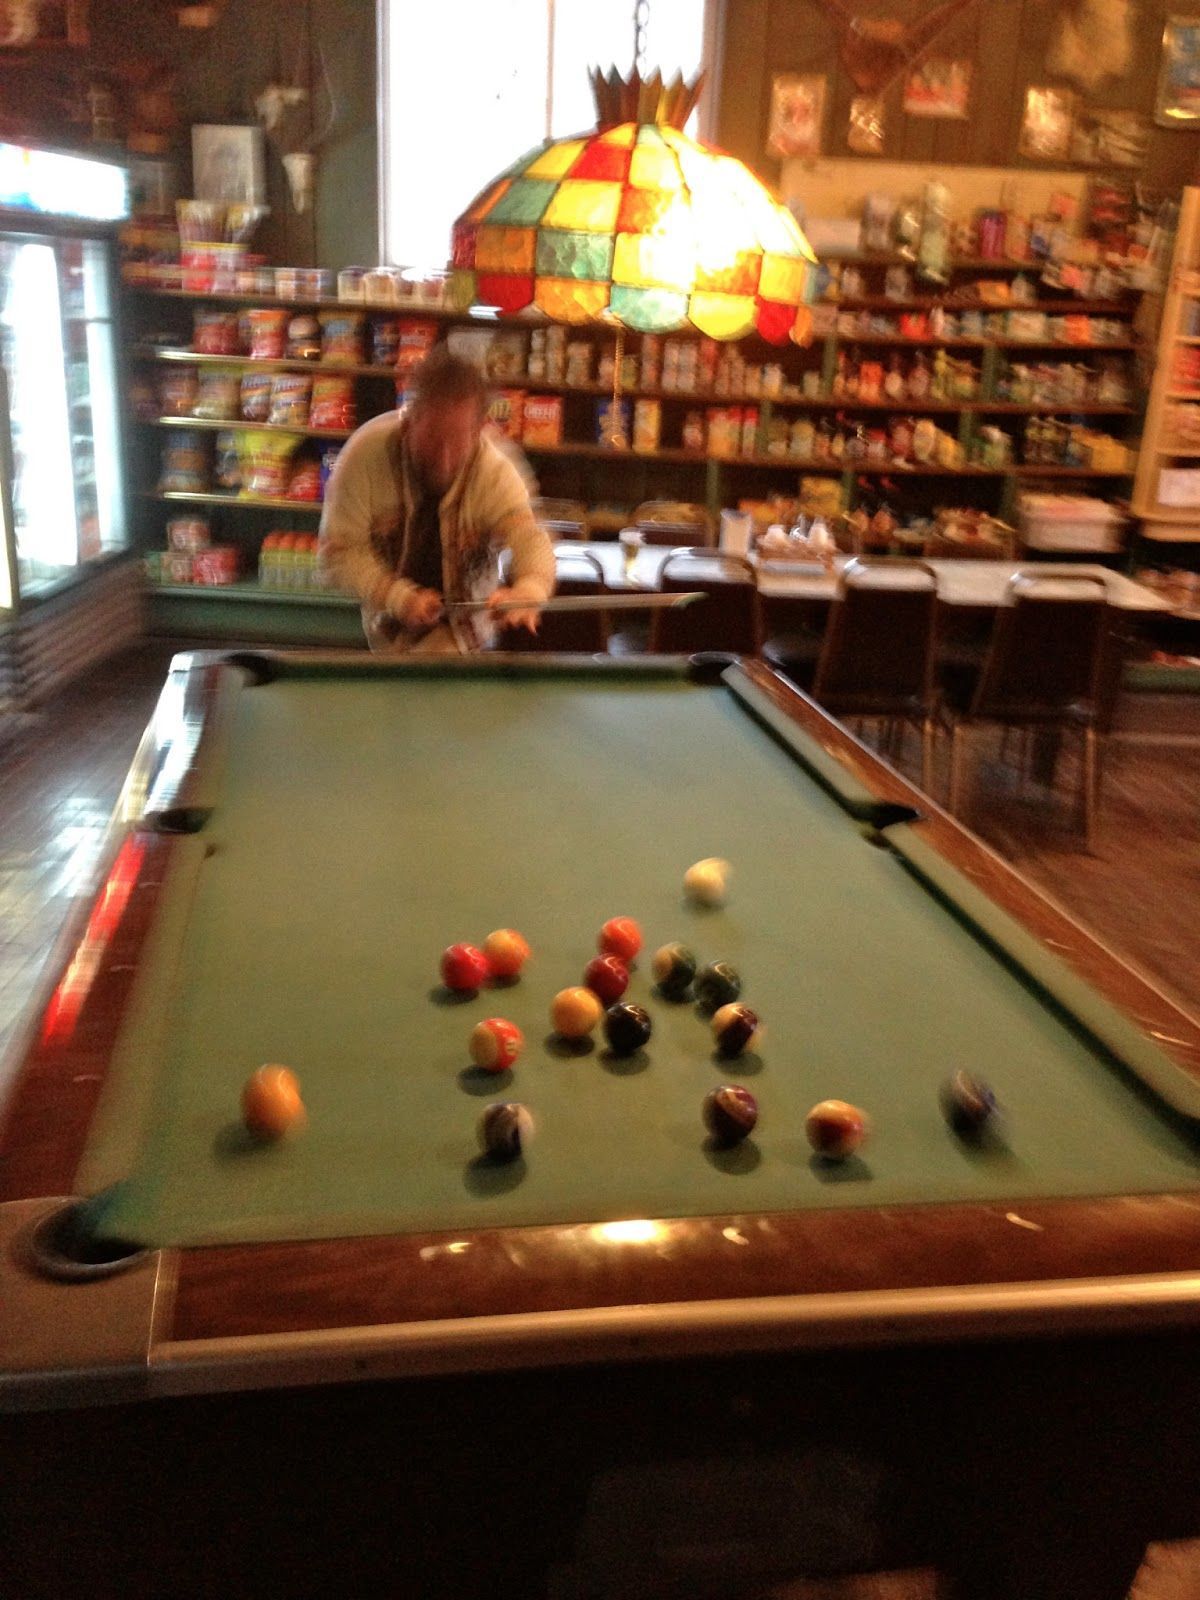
[694,961,741,1011]
[483,928,530,981]
[703,1083,758,1145]
[598,916,642,964]
[603,1001,653,1056]
[479,1101,534,1161]
[551,985,604,1039]
[583,953,630,1006]
[684,857,730,908]
[441,943,489,993]
[469,1017,523,1073]
[940,1070,998,1136]
[711,1002,762,1057]
[805,1099,868,1159]
[651,941,697,1000]
[241,1065,305,1142]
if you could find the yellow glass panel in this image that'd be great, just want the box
[629,143,683,193]
[541,180,622,232]
[688,291,755,340]
[599,123,637,146]
[534,277,610,323]
[612,228,695,290]
[758,252,809,305]
[526,140,586,179]
[474,226,537,273]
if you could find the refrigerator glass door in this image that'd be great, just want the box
[58,236,124,565]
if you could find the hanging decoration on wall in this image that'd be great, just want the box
[450,67,818,343]
[902,57,971,117]
[1155,16,1200,126]
[1070,106,1147,166]
[1019,86,1078,160]
[253,48,339,213]
[809,0,995,98]
[767,73,827,159]
[848,95,886,154]
[1047,0,1134,93]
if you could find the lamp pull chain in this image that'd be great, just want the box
[633,0,649,72]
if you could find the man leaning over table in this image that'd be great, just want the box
[320,347,555,653]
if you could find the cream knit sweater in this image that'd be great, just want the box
[319,409,555,651]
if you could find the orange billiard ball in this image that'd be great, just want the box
[242,1065,306,1142]
[805,1099,868,1160]
[470,1017,524,1073]
[598,916,642,964]
[551,986,604,1040]
[483,928,531,981]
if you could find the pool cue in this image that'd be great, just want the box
[447,591,706,615]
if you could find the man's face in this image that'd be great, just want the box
[407,397,483,493]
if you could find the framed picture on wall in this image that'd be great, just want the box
[0,0,88,47]
[192,124,267,206]
[767,74,826,160]
[1019,86,1077,160]
[1156,17,1200,126]
[903,59,971,119]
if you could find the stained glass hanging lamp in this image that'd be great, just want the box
[449,30,818,345]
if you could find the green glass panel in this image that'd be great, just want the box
[610,283,689,333]
[535,229,614,282]
[487,179,559,226]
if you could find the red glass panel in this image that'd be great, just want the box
[569,140,632,182]
[476,271,536,313]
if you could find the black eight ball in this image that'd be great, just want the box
[603,1001,653,1056]
[694,961,741,1011]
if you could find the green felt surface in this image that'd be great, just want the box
[84,668,1200,1249]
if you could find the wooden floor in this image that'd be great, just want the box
[1,640,1199,1600]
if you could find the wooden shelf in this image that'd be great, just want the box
[133,344,402,379]
[147,416,354,441]
[521,442,709,464]
[128,285,471,320]
[1015,464,1133,476]
[833,297,1132,316]
[146,490,324,513]
[1158,446,1200,457]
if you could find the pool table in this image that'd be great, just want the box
[5,651,1200,1600]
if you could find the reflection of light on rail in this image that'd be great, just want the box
[39,835,146,1046]
[592,1219,665,1246]
[1004,1211,1044,1232]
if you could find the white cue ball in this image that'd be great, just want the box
[684,857,730,907]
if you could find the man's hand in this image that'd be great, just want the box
[400,587,445,631]
[488,584,542,634]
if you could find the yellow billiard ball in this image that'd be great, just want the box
[551,986,604,1039]
[242,1065,306,1142]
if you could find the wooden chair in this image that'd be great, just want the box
[647,549,761,657]
[531,497,589,540]
[810,558,941,793]
[944,571,1112,847]
[633,501,715,547]
[496,549,609,654]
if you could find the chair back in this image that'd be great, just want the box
[531,497,589,539]
[496,550,608,654]
[970,571,1111,723]
[633,500,715,546]
[813,558,939,718]
[649,550,760,656]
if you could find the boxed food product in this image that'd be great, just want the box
[192,546,239,585]
[162,551,195,583]
[287,315,321,360]
[318,309,366,365]
[158,367,199,418]
[193,309,240,355]
[487,331,527,380]
[632,398,660,454]
[372,316,400,366]
[310,375,356,432]
[489,389,524,440]
[707,407,741,459]
[596,398,630,448]
[1019,493,1124,551]
[166,517,210,552]
[521,395,563,447]
[268,372,312,427]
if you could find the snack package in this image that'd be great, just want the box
[193,309,240,355]
[158,366,198,418]
[489,389,524,440]
[245,307,288,361]
[632,398,661,454]
[596,398,630,449]
[319,310,366,365]
[214,429,242,490]
[159,431,209,494]
[319,444,342,498]
[240,370,273,422]
[193,366,240,420]
[192,546,239,585]
[287,314,321,360]
[522,395,563,447]
[309,375,356,431]
[268,372,312,427]
[396,317,438,376]
[238,432,300,499]
[166,517,211,552]
[371,316,400,366]
[287,456,322,501]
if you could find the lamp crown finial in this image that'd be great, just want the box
[589,64,704,130]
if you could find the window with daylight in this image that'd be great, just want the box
[379,0,715,271]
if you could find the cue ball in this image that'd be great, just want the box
[694,961,742,1011]
[651,941,697,1000]
[441,943,490,993]
[583,954,630,1006]
[483,928,530,981]
[684,857,730,907]
[598,916,642,963]
[805,1099,868,1160]
[703,1084,758,1145]
[711,1002,762,1057]
[940,1070,998,1135]
[242,1065,305,1141]
[551,986,604,1039]
[603,1001,653,1056]
[479,1101,534,1161]
[469,1017,524,1073]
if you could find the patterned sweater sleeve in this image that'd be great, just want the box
[485,447,556,603]
[319,423,412,618]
